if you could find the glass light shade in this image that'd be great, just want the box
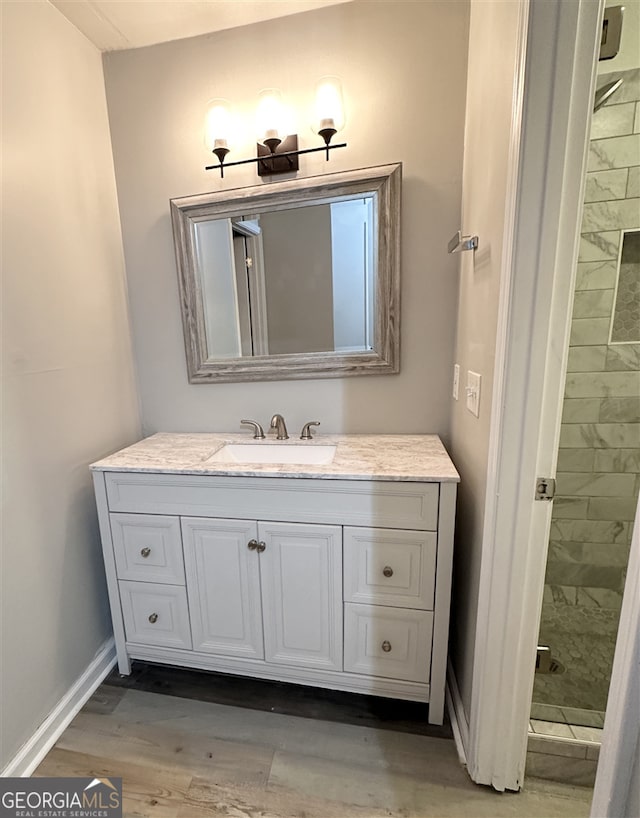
[204,99,234,153]
[256,89,289,145]
[313,77,345,136]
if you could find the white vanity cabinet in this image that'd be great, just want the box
[91,433,459,725]
[182,518,342,671]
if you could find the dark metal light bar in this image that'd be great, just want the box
[205,141,347,177]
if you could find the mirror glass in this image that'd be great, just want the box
[194,195,375,360]
[171,164,400,383]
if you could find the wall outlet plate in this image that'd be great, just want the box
[453,364,460,400]
[466,370,481,417]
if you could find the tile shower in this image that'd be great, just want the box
[533,67,640,728]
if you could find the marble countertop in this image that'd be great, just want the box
[91,433,460,483]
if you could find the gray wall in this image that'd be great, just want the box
[1,0,141,769]
[103,1,469,436]
[447,0,525,717]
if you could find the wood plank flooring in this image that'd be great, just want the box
[34,667,593,818]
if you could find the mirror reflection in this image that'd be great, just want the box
[194,195,376,360]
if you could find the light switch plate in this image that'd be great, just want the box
[453,364,460,400]
[466,371,481,417]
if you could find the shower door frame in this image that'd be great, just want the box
[458,0,611,793]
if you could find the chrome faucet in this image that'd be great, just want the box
[300,421,320,440]
[240,419,265,439]
[270,413,289,440]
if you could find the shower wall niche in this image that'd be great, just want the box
[533,66,640,721]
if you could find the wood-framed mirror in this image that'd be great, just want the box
[170,163,401,383]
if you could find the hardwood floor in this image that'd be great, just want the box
[34,666,593,818]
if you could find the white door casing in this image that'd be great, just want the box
[460,0,604,791]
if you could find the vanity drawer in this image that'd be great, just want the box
[344,603,433,683]
[105,473,439,531]
[120,580,192,649]
[343,527,436,610]
[111,513,185,585]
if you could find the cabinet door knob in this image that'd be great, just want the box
[382,565,393,578]
[140,547,151,558]
[256,541,266,553]
[148,613,158,624]
[381,640,392,653]
[247,539,259,550]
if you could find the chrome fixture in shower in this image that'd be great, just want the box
[594,78,624,112]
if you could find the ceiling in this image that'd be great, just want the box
[50,0,352,52]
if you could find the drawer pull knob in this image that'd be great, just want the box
[256,541,266,553]
[382,565,393,578]
[140,547,151,558]
[247,539,259,551]
[148,613,158,624]
[381,640,392,653]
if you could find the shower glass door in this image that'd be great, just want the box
[532,63,640,735]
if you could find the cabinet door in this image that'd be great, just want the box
[259,521,342,671]
[182,518,264,659]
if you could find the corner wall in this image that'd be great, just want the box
[0,0,141,769]
[102,1,469,436]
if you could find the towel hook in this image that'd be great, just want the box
[448,230,478,253]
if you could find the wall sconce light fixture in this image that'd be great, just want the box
[205,78,347,178]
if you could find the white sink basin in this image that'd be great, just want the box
[207,443,337,466]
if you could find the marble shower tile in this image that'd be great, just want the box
[556,448,595,472]
[584,168,629,202]
[526,753,597,787]
[575,260,618,290]
[549,519,629,543]
[561,399,601,423]
[594,448,640,472]
[569,317,611,345]
[628,166,640,198]
[559,422,640,448]
[544,584,578,605]
[587,134,640,172]
[578,231,620,261]
[588,497,639,521]
[569,725,603,743]
[551,497,589,518]
[590,103,636,140]
[566,345,607,372]
[599,396,640,422]
[605,344,640,371]
[530,720,574,738]
[526,736,587,760]
[544,562,624,590]
[576,587,624,610]
[561,707,605,729]
[564,371,640,398]
[556,471,636,496]
[582,198,640,232]
[548,540,630,567]
[530,703,566,723]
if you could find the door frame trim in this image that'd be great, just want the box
[466,0,604,791]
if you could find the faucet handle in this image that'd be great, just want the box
[300,421,320,440]
[241,419,265,439]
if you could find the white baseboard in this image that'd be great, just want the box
[1,637,116,777]
[446,659,470,768]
